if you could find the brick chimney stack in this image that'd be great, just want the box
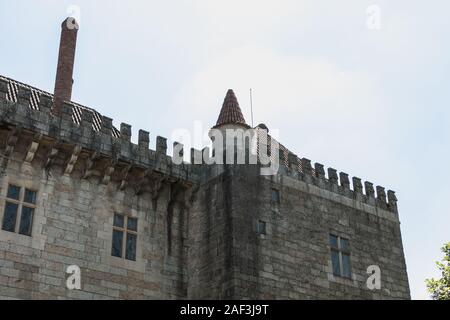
[52,17,79,115]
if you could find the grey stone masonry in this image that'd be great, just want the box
[0,75,410,300]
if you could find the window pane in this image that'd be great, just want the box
[2,202,18,232]
[257,220,266,234]
[23,189,37,204]
[18,207,34,236]
[331,250,341,276]
[7,185,20,200]
[271,189,280,203]
[342,253,352,278]
[113,214,124,228]
[340,238,350,251]
[111,230,123,258]
[329,234,338,248]
[125,233,137,261]
[127,217,137,232]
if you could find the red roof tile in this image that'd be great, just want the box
[214,89,248,127]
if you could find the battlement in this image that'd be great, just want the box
[0,74,398,214]
[0,75,200,184]
[277,149,398,214]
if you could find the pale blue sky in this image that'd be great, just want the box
[1,0,449,299]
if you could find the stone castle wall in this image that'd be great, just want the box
[222,165,410,299]
[0,76,410,299]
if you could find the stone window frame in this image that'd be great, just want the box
[104,207,145,273]
[111,213,138,261]
[0,176,46,250]
[270,187,281,213]
[326,232,357,286]
[329,234,352,278]
[1,183,37,236]
[256,220,267,235]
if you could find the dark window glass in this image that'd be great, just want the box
[340,238,349,251]
[7,185,20,200]
[125,233,137,261]
[2,202,18,232]
[23,189,37,204]
[329,234,338,248]
[113,214,124,228]
[257,220,266,234]
[271,189,280,204]
[18,207,34,236]
[331,250,341,276]
[127,217,138,232]
[111,230,123,258]
[342,254,352,278]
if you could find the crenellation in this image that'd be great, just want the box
[327,168,338,185]
[190,148,202,165]
[120,123,131,141]
[376,186,387,207]
[156,136,167,155]
[17,86,32,107]
[101,116,113,135]
[173,142,184,160]
[202,147,210,165]
[0,78,8,99]
[81,110,94,129]
[138,130,150,150]
[314,163,325,179]
[387,190,398,213]
[60,102,74,123]
[352,177,363,194]
[339,172,350,189]
[287,153,298,173]
[38,94,53,113]
[301,158,313,175]
[364,181,375,201]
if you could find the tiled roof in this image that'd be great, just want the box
[0,75,120,138]
[214,89,248,127]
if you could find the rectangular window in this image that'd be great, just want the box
[329,234,352,278]
[256,220,266,235]
[111,229,123,258]
[271,189,280,204]
[2,202,18,232]
[111,213,138,261]
[2,185,36,236]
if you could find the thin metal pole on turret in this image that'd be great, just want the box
[250,88,254,127]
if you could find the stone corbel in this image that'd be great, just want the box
[64,145,82,175]
[149,172,167,210]
[134,169,149,195]
[118,163,133,190]
[101,158,118,185]
[1,126,22,171]
[24,133,43,163]
[83,151,101,179]
[44,145,59,171]
[4,126,22,158]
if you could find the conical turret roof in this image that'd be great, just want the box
[214,89,248,127]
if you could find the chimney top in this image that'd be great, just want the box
[52,17,79,115]
[61,17,79,30]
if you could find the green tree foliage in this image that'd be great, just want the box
[426,242,450,300]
